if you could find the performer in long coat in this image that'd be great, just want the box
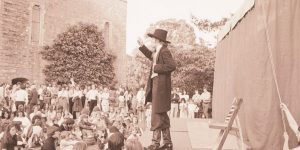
[137,28,176,150]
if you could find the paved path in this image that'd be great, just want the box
[87,118,239,150]
[139,118,239,150]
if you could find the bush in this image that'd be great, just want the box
[41,23,116,85]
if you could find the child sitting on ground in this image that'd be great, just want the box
[27,115,44,148]
[72,125,82,140]
[79,114,96,145]
[60,131,78,150]
[89,106,101,124]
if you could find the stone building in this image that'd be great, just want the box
[0,0,127,84]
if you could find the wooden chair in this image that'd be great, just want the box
[209,98,248,150]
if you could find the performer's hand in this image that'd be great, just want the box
[280,103,288,111]
[137,37,144,47]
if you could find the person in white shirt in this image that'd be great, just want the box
[58,86,69,112]
[101,87,110,113]
[192,90,202,118]
[187,99,197,118]
[118,92,126,113]
[192,90,201,103]
[0,83,4,100]
[136,87,145,122]
[13,84,28,110]
[30,105,40,120]
[200,87,211,118]
[179,98,188,118]
[180,90,190,102]
[169,88,180,118]
[86,84,98,114]
[37,85,45,109]
[13,111,31,135]
[136,87,145,105]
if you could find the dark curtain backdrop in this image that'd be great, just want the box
[213,0,300,149]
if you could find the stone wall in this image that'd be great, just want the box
[0,0,127,85]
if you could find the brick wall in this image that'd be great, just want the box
[0,0,127,85]
[0,0,35,83]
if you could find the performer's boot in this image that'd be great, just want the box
[146,129,161,150]
[160,128,173,150]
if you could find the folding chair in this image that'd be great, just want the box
[209,98,248,150]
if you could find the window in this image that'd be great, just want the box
[104,22,110,50]
[31,5,40,44]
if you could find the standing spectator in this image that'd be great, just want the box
[145,104,152,130]
[187,99,197,118]
[58,86,69,112]
[136,88,145,122]
[108,87,117,108]
[180,90,189,102]
[86,84,98,114]
[179,98,188,118]
[38,85,45,109]
[72,86,83,119]
[169,89,180,118]
[192,90,202,118]
[68,86,75,114]
[200,86,211,118]
[124,90,132,111]
[43,86,52,107]
[0,101,9,119]
[50,84,59,99]
[13,84,28,111]
[131,89,138,114]
[4,84,11,106]
[0,83,4,100]
[28,84,39,112]
[118,92,126,114]
[101,88,110,113]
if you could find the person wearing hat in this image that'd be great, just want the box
[41,126,60,150]
[137,28,176,150]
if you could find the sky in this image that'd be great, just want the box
[126,0,246,56]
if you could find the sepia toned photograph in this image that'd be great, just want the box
[0,0,299,150]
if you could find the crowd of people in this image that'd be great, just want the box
[0,81,212,150]
[169,87,212,119]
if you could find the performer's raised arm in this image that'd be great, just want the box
[137,37,153,61]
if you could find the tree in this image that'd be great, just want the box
[191,15,228,32]
[146,19,196,46]
[126,19,216,94]
[41,23,116,85]
[171,44,215,93]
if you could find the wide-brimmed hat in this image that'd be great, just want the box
[147,29,171,43]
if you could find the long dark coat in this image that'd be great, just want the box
[139,45,176,113]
